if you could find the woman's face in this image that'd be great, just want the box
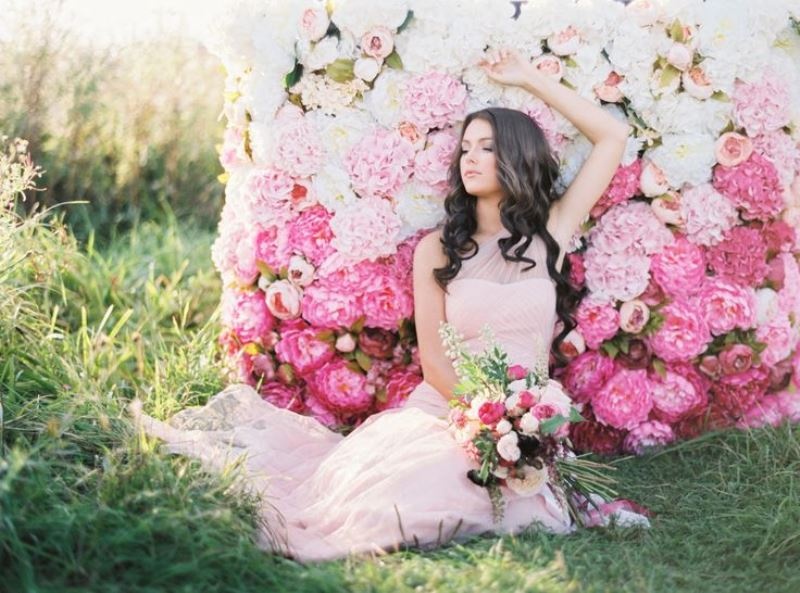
[459,118,503,199]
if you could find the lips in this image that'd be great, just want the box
[463,170,480,178]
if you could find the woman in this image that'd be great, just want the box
[135,50,636,562]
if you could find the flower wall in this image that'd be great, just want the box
[208,0,800,452]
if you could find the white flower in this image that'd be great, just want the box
[308,108,372,167]
[287,255,315,287]
[394,182,445,240]
[265,280,303,320]
[625,0,662,27]
[492,466,510,480]
[496,432,521,463]
[354,57,381,82]
[363,69,410,128]
[646,133,717,188]
[303,36,340,71]
[240,67,288,125]
[335,333,357,353]
[756,288,781,325]
[519,413,540,436]
[299,6,330,42]
[506,464,548,496]
[495,419,513,435]
[330,196,401,262]
[331,0,409,38]
[313,164,358,213]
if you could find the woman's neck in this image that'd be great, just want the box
[474,194,504,235]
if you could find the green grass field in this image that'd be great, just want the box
[1,149,799,593]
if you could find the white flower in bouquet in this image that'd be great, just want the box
[309,108,372,167]
[363,70,411,128]
[506,464,549,497]
[496,432,521,463]
[312,163,358,213]
[302,36,341,71]
[495,419,513,435]
[394,182,446,240]
[646,132,717,188]
[354,57,382,82]
[519,412,540,436]
[332,0,409,38]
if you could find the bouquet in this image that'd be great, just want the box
[440,322,619,525]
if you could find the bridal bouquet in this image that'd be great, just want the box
[440,322,618,524]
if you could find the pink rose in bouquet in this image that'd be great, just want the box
[713,152,783,222]
[260,382,305,414]
[696,277,757,336]
[287,205,335,266]
[711,365,770,417]
[623,421,675,454]
[221,288,275,345]
[345,128,415,198]
[265,280,302,320]
[561,350,616,404]
[403,72,468,131]
[648,298,711,362]
[274,320,335,375]
[679,183,739,247]
[308,357,373,415]
[592,369,654,431]
[361,26,394,60]
[650,369,707,424]
[650,235,706,297]
[640,160,670,197]
[575,298,619,349]
[478,401,506,426]
[507,364,528,381]
[590,160,642,219]
[413,130,458,195]
[733,70,791,136]
[707,226,769,287]
[714,132,753,168]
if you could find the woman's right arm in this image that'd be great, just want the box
[412,231,459,401]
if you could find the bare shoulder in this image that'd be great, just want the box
[414,228,447,269]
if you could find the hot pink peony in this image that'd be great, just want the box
[274,320,335,376]
[357,261,414,330]
[706,226,769,287]
[260,382,305,414]
[376,367,422,412]
[308,358,373,414]
[592,369,654,431]
[648,298,711,362]
[713,152,783,222]
[733,70,791,136]
[301,282,361,329]
[344,128,415,198]
[220,288,275,345]
[650,235,706,297]
[696,276,757,336]
[561,350,617,404]
[287,205,335,266]
[711,366,770,417]
[623,421,675,454]
[478,401,506,425]
[575,299,620,349]
[649,370,706,424]
[590,159,643,219]
[403,71,468,131]
[253,225,293,272]
[413,131,458,195]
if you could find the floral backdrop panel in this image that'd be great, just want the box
[207,0,800,454]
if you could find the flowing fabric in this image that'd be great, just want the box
[136,231,643,562]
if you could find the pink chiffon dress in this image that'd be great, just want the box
[136,231,590,562]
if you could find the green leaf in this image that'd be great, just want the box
[670,19,685,43]
[539,415,569,436]
[652,358,667,378]
[619,337,630,354]
[315,329,336,344]
[569,407,585,423]
[256,261,276,281]
[350,315,366,334]
[284,60,303,89]
[711,90,730,102]
[659,65,680,88]
[601,342,619,358]
[385,50,404,70]
[325,58,355,82]
[564,56,578,68]
[355,348,372,371]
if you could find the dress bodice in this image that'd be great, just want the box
[444,231,558,370]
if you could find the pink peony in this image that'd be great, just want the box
[592,368,654,431]
[718,344,754,375]
[707,226,769,287]
[714,132,753,168]
[623,421,675,454]
[777,391,800,423]
[583,250,651,303]
[696,276,757,336]
[567,252,585,290]
[301,282,361,328]
[253,225,293,272]
[287,205,335,266]
[649,368,707,423]
[648,298,711,362]
[713,152,784,222]
[478,401,506,426]
[737,394,786,429]
[561,351,617,404]
[274,321,335,376]
[733,70,791,136]
[755,316,797,367]
[304,391,342,428]
[403,72,468,131]
[679,183,739,247]
[308,358,373,414]
[260,382,305,414]
[220,288,275,345]
[345,128,415,198]
[358,264,414,330]
[413,130,458,195]
[711,366,770,417]
[650,235,706,297]
[575,299,620,349]
[241,167,296,227]
[590,160,643,219]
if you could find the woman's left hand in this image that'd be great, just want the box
[479,49,535,87]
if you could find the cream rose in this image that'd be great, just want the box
[640,160,670,197]
[594,71,624,103]
[506,464,548,496]
[666,43,693,71]
[519,412,540,436]
[265,280,302,320]
[619,299,651,333]
[287,255,315,287]
[651,193,685,225]
[496,432,521,462]
[354,57,381,82]
[682,65,713,100]
[299,7,330,42]
[714,132,753,167]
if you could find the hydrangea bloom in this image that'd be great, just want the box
[706,226,769,287]
[679,183,740,247]
[713,152,784,222]
[732,70,791,136]
[403,71,468,130]
[344,128,415,198]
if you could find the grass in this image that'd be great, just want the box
[1,152,799,592]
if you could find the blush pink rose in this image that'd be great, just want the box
[650,235,706,297]
[648,298,711,362]
[561,351,616,404]
[361,26,394,60]
[287,255,315,287]
[682,65,713,100]
[666,42,692,71]
[707,226,769,287]
[575,299,620,349]
[265,280,302,320]
[594,71,624,103]
[715,132,753,168]
[640,160,670,197]
[650,193,684,226]
[308,358,373,414]
[274,321,335,376]
[696,277,757,336]
[547,26,581,55]
[592,369,654,431]
[403,72,468,131]
[299,7,329,41]
[531,55,564,80]
[623,420,675,454]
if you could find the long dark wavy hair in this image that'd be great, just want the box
[433,107,581,363]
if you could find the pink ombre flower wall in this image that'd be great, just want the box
[208,0,800,453]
